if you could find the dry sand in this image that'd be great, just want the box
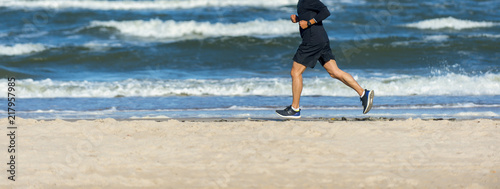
[1,118,499,188]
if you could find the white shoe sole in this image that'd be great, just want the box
[276,112,301,119]
[363,90,374,114]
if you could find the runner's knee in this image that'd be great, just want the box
[291,69,302,78]
[328,72,337,79]
[291,62,305,78]
[329,72,339,79]
[328,69,346,80]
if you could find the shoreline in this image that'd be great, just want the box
[30,116,499,123]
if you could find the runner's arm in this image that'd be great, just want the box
[312,6,330,24]
[308,0,330,24]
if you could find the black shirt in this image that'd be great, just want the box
[297,0,331,45]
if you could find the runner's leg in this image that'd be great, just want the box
[323,59,364,96]
[291,61,307,109]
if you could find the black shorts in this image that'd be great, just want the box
[293,41,336,68]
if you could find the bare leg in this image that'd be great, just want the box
[291,61,307,109]
[323,59,364,96]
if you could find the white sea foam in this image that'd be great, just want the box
[8,73,500,98]
[88,19,297,39]
[453,111,499,117]
[467,34,500,38]
[130,115,170,119]
[391,35,450,47]
[405,17,498,30]
[423,35,449,42]
[83,41,122,51]
[376,103,500,110]
[0,0,297,10]
[0,43,46,56]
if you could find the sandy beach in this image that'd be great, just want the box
[2,118,499,188]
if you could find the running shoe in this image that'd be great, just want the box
[276,105,301,119]
[361,89,374,114]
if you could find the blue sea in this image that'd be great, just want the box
[1,0,499,119]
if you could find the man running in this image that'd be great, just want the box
[276,0,374,118]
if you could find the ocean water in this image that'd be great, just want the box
[1,0,499,119]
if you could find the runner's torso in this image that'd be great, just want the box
[297,0,330,44]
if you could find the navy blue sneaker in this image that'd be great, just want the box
[276,105,301,119]
[360,89,374,114]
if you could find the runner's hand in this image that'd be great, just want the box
[290,15,298,23]
[299,20,308,29]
